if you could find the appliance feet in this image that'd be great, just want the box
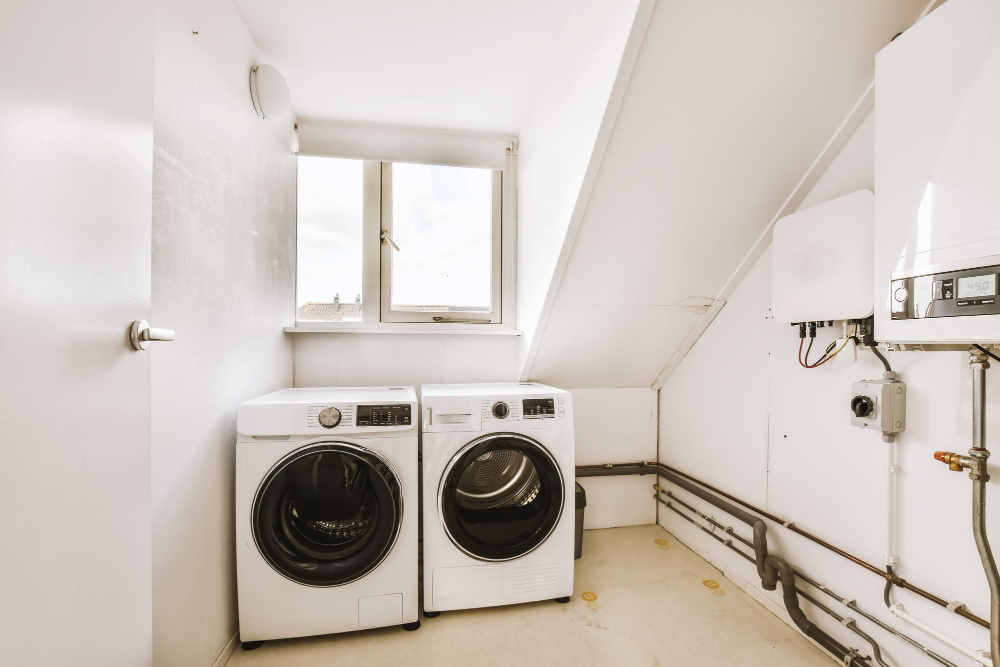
[402,620,421,631]
[241,641,264,651]
[554,596,571,603]
[423,610,441,618]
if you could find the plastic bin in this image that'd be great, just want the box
[574,482,587,559]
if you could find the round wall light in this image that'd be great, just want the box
[249,64,291,121]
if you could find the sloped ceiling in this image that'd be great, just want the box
[523,0,930,388]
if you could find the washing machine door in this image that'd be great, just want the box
[252,442,402,587]
[438,433,564,562]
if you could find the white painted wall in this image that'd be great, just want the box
[151,1,295,665]
[658,109,998,666]
[573,389,658,528]
[516,0,647,378]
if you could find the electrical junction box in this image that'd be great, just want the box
[850,378,906,441]
[874,0,1000,344]
[772,190,874,324]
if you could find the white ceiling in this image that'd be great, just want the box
[526,0,930,388]
[233,0,577,133]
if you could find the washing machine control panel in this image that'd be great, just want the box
[522,398,556,419]
[356,404,412,426]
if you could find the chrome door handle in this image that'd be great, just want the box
[129,320,176,351]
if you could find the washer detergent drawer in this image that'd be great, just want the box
[358,593,403,628]
[432,565,502,608]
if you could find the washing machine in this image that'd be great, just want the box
[235,387,419,646]
[421,383,575,614]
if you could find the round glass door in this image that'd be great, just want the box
[252,442,402,587]
[439,433,564,561]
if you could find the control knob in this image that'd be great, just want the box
[318,406,342,428]
[492,402,510,419]
[850,396,874,418]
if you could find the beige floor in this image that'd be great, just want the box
[226,524,831,666]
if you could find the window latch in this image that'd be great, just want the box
[380,231,401,252]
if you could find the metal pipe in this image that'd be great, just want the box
[657,490,892,666]
[578,461,992,629]
[657,497,877,666]
[935,350,1000,666]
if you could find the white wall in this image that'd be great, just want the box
[573,388,658,528]
[293,334,516,389]
[516,0,645,377]
[151,0,295,664]
[658,109,998,666]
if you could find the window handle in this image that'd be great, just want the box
[432,316,492,323]
[381,231,401,252]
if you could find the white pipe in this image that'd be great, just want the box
[886,438,900,569]
[890,604,992,666]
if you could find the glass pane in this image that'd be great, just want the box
[390,163,492,313]
[296,156,364,322]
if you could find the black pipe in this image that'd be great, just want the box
[767,554,869,667]
[579,463,775,589]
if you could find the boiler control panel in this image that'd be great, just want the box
[356,404,411,426]
[891,262,1000,320]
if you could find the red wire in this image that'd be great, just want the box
[798,336,834,369]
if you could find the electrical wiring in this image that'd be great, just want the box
[974,344,1000,363]
[798,324,856,369]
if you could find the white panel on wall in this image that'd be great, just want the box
[150,1,295,665]
[572,388,657,528]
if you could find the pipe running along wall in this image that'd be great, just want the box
[576,461,991,631]
[577,462,869,666]
[578,462,987,666]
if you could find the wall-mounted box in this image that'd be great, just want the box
[772,190,874,323]
[874,0,1000,344]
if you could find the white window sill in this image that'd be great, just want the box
[284,323,522,336]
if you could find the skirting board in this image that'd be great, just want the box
[212,630,239,667]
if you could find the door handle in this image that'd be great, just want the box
[129,320,176,351]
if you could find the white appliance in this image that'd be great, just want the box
[772,190,874,324]
[235,387,419,644]
[421,383,575,614]
[875,0,1000,343]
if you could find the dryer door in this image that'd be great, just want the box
[252,442,403,586]
[439,433,564,562]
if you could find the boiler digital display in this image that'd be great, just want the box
[957,274,997,299]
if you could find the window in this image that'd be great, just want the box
[296,155,510,326]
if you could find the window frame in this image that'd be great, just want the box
[295,150,516,330]
[378,162,503,324]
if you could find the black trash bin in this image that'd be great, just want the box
[574,482,587,559]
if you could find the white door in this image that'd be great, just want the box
[0,1,155,665]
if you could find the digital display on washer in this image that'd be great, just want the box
[522,398,555,418]
[356,404,411,426]
[957,274,997,299]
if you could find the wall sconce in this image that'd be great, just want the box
[249,64,291,121]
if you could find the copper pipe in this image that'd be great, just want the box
[577,460,991,629]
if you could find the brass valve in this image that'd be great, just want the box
[934,451,967,472]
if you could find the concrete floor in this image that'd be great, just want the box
[226,525,832,666]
